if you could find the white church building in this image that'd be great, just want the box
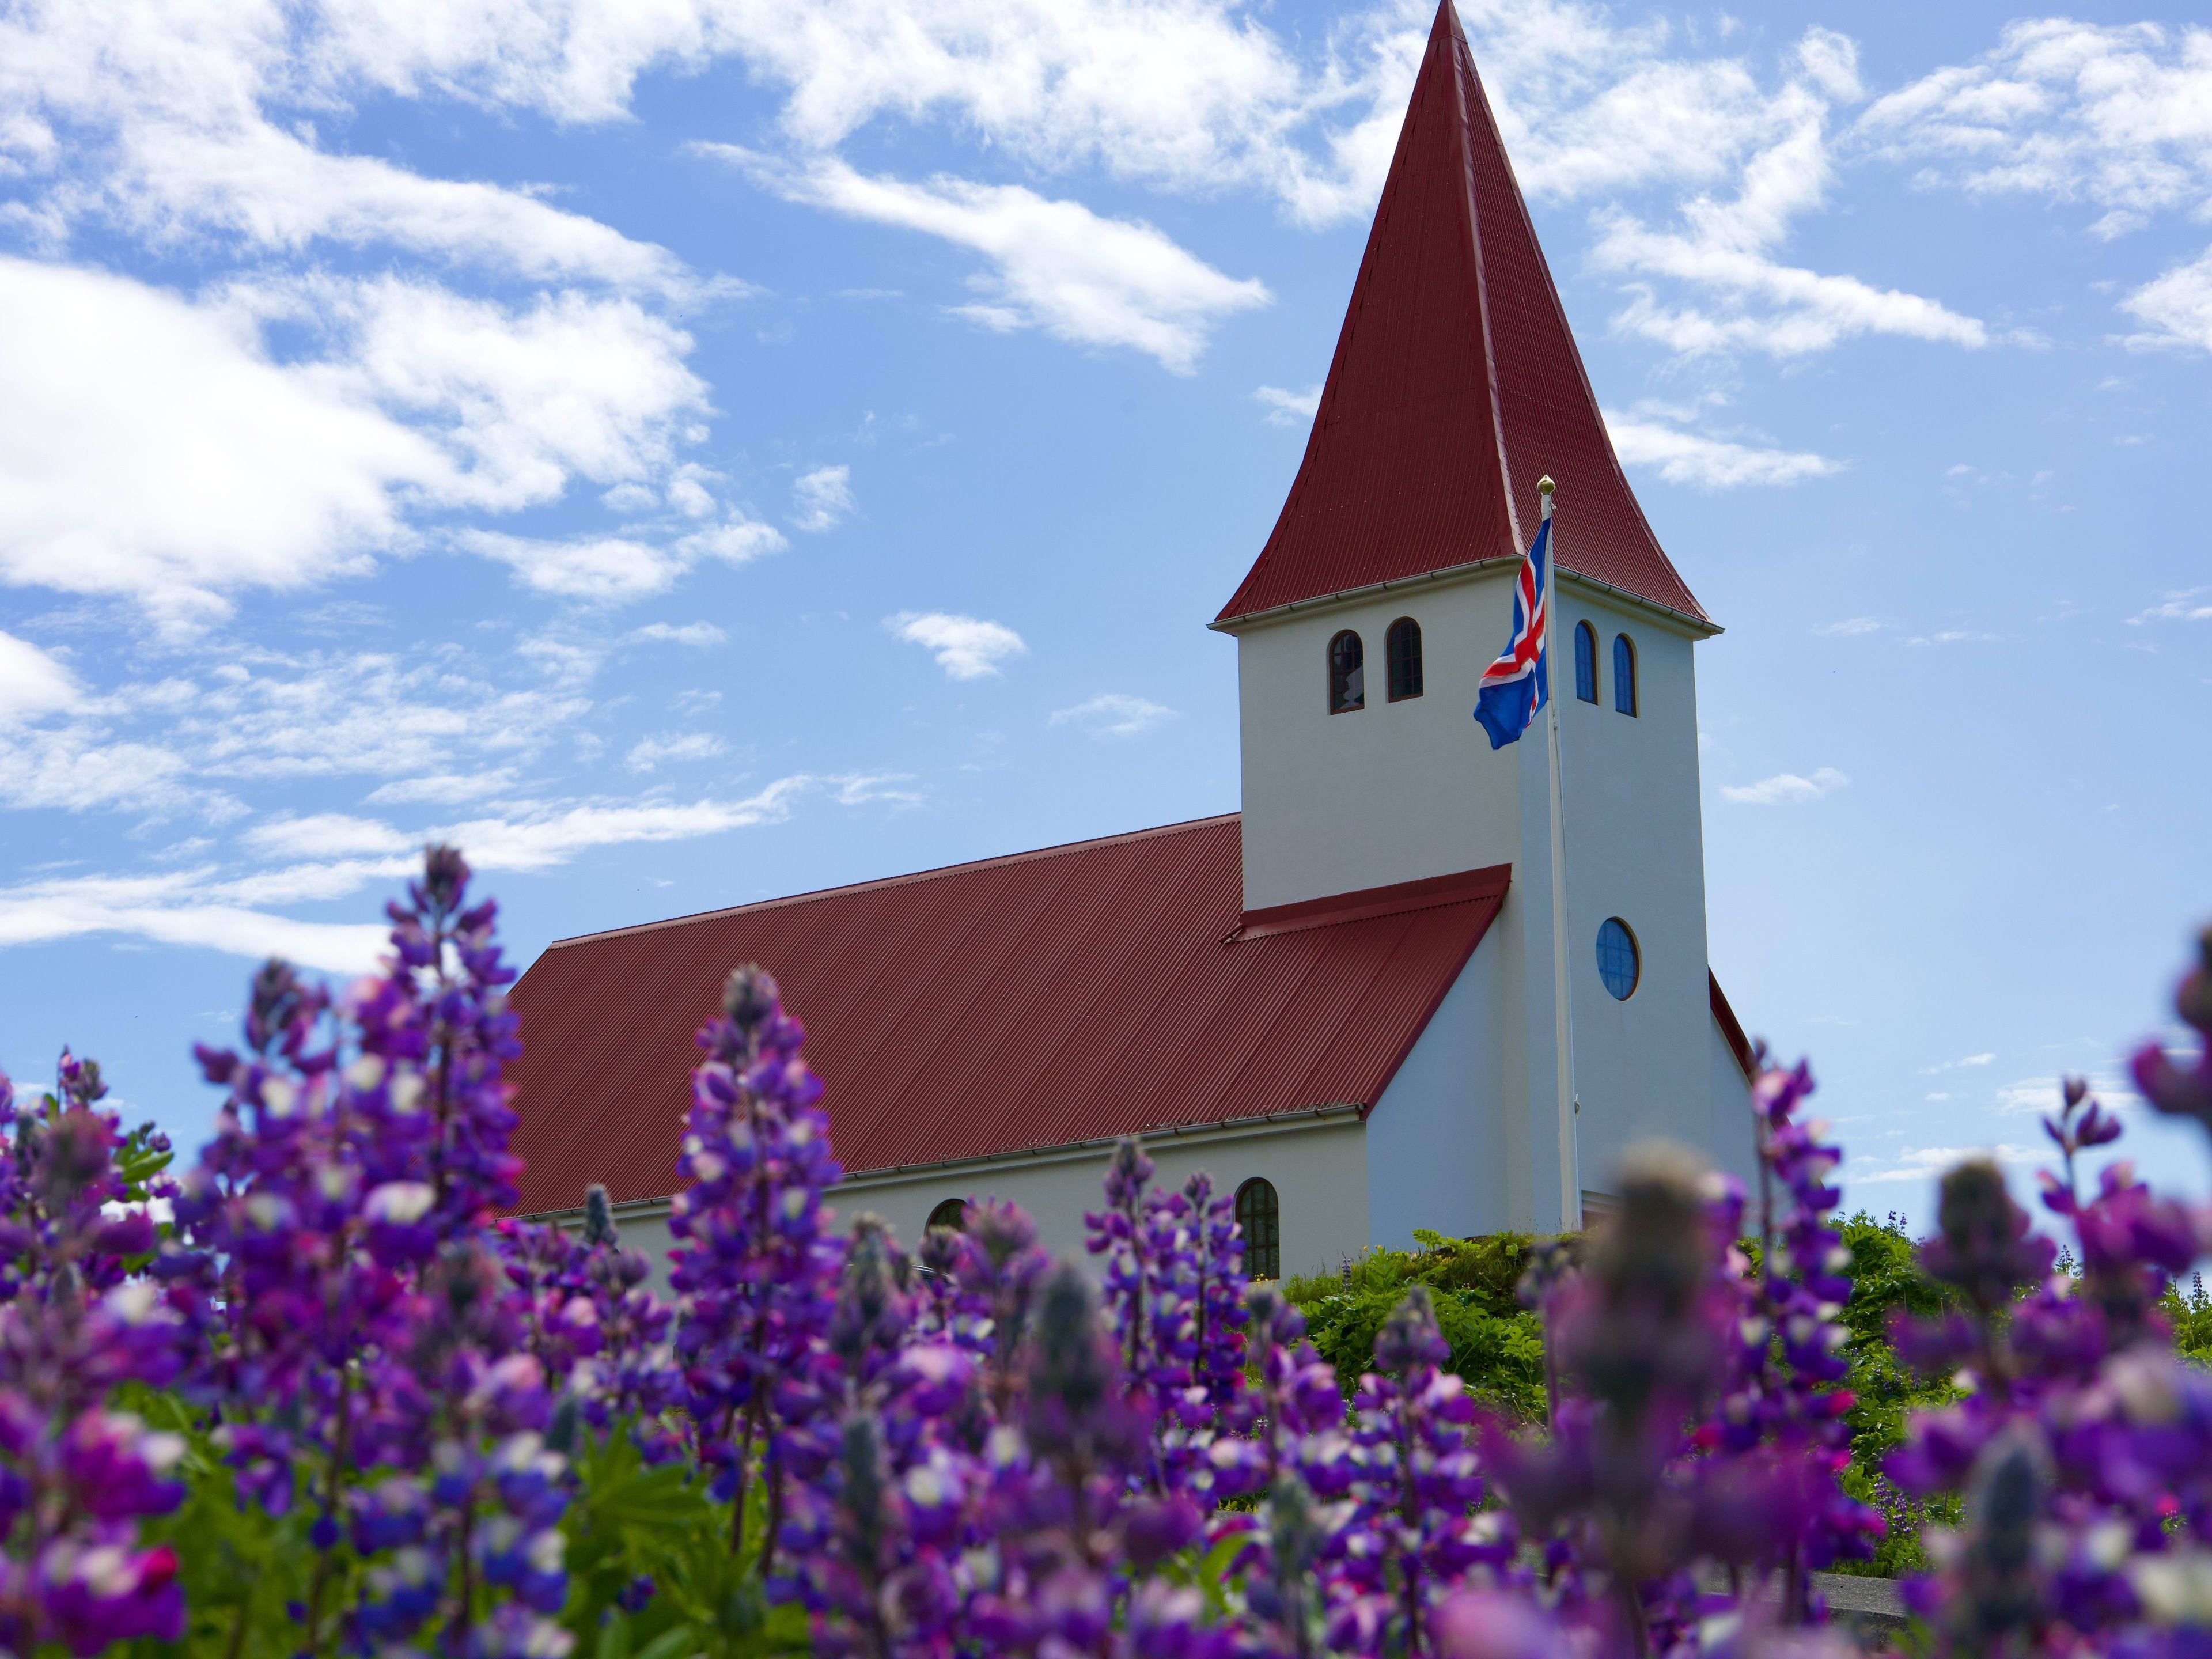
[506,0,1759,1280]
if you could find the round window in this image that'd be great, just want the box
[1596,918,1639,1000]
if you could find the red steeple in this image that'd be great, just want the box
[1216,0,1709,628]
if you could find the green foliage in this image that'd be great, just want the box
[1283,1230,1549,1424]
[1824,1211,1961,1578]
[559,1422,808,1659]
[2161,1271,2212,1366]
[119,1385,320,1659]
[114,1392,808,1659]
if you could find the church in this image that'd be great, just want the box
[505,0,1760,1281]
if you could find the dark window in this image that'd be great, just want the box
[1328,631,1365,713]
[1574,621,1599,704]
[1596,918,1639,999]
[926,1198,969,1232]
[1385,618,1423,701]
[1612,634,1637,717]
[1236,1178,1280,1279]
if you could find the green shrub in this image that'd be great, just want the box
[1283,1229,1550,1425]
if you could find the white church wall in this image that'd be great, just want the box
[1551,589,1745,1191]
[1365,931,1523,1245]
[539,1116,1375,1295]
[1232,569,1526,914]
[1706,1020,1759,1184]
[827,1113,1372,1282]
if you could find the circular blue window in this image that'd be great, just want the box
[1596,918,1639,999]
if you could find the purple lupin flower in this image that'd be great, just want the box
[1328,1287,1502,1658]
[666,963,843,1569]
[2133,926,2212,1128]
[167,848,575,1658]
[1491,1147,1733,1658]
[952,1198,1050,1421]
[1085,1142,1255,1497]
[782,1217,980,1658]
[0,1061,190,1655]
[1691,1060,1883,1615]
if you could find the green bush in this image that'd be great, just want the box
[1287,1214,1963,1578]
[1283,1229,1550,1425]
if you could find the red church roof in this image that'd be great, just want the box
[506,816,1511,1216]
[1216,0,1709,630]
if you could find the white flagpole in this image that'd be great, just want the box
[1537,475,1581,1232]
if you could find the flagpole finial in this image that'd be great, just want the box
[1537,473,1555,520]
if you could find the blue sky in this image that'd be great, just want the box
[0,0,2206,1225]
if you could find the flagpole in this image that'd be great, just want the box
[1537,475,1581,1232]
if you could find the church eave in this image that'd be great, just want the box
[1207,556,1721,639]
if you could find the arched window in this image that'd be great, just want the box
[1385,618,1423,701]
[1574,621,1599,704]
[1327,630,1365,713]
[1612,634,1637,717]
[926,1198,969,1233]
[1596,918,1640,1000]
[1236,1178,1281,1280]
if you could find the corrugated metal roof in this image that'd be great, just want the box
[1215,0,1710,630]
[506,816,1510,1215]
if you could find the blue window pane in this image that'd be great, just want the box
[1596,918,1639,999]
[1612,634,1637,716]
[1574,621,1597,703]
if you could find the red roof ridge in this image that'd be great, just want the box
[542,812,1242,949]
[1215,0,1710,630]
[1232,862,1512,941]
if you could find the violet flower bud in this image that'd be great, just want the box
[1922,1160,2052,1313]
[1949,1421,2051,1648]
[1374,1285,1450,1376]
[421,842,471,915]
[722,963,781,1037]
[580,1184,618,1250]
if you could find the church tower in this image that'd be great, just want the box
[1212,0,1750,1228]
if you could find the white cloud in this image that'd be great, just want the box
[244,812,411,860]
[1719,766,1850,805]
[1859,20,2212,236]
[2132,588,2212,624]
[1851,1143,2044,1184]
[710,149,1270,373]
[0,261,740,620]
[269,276,713,513]
[625,732,725,772]
[0,767,922,964]
[0,259,437,622]
[887,611,1028,680]
[460,532,687,603]
[1921,1051,1997,1075]
[366,772,516,805]
[1900,629,1997,646]
[460,516,782,602]
[791,464,855,533]
[1049,692,1178,738]
[2121,246,2212,353]
[1603,411,1843,487]
[1817,618,1883,636]
[1991,1073,2135,1118]
[0,1,688,291]
[629,622,728,646]
[0,630,82,723]
[1594,118,1993,361]
[1253,384,1321,426]
[433,782,811,870]
[0,868,389,974]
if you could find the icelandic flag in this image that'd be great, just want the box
[1473,518,1550,749]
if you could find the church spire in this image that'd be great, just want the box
[1216,0,1710,630]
